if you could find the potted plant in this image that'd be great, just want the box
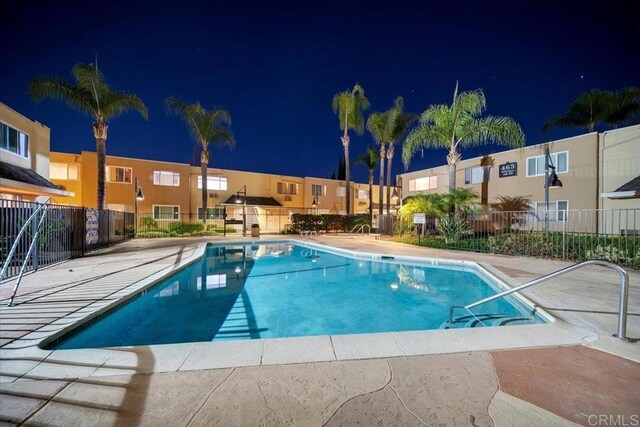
[251,223,260,237]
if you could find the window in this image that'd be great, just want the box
[277,182,298,195]
[153,171,180,186]
[50,163,79,180]
[357,189,369,199]
[107,203,126,212]
[0,123,29,158]
[408,176,437,192]
[336,187,346,197]
[153,205,180,220]
[527,151,568,177]
[106,166,132,183]
[198,207,225,220]
[311,184,327,196]
[532,200,568,222]
[464,166,491,184]
[197,176,227,191]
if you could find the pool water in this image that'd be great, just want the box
[48,242,545,349]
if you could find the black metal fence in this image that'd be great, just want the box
[0,200,134,278]
[394,208,640,269]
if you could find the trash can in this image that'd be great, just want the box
[251,224,260,237]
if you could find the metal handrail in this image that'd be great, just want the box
[448,260,630,341]
[349,224,371,235]
[0,200,50,281]
[7,205,50,306]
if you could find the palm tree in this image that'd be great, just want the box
[166,98,234,223]
[543,87,640,133]
[354,146,380,222]
[366,97,416,216]
[29,62,148,210]
[403,82,525,194]
[332,83,370,214]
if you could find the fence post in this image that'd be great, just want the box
[562,217,566,260]
[31,203,39,271]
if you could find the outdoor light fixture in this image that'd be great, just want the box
[547,168,563,189]
[311,197,318,209]
[136,186,145,201]
[235,185,247,236]
[134,177,144,235]
[235,265,242,279]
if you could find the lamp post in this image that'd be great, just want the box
[544,145,563,236]
[134,177,144,234]
[311,196,318,215]
[235,185,247,237]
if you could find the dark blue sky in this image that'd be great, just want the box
[2,0,638,183]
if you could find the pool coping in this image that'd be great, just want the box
[0,239,599,382]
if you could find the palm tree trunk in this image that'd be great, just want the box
[342,111,351,215]
[386,144,394,214]
[446,146,460,194]
[368,170,374,224]
[378,144,386,223]
[201,148,209,225]
[93,121,108,211]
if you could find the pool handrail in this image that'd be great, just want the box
[448,260,630,341]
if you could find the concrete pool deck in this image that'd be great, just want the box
[1,235,639,425]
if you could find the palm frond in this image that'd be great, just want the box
[166,97,234,149]
[402,125,449,168]
[29,76,96,117]
[102,92,148,121]
[354,146,380,171]
[462,116,525,148]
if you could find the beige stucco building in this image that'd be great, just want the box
[48,151,382,233]
[400,125,640,234]
[0,103,72,201]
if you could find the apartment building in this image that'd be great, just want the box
[49,151,382,233]
[0,103,72,201]
[400,125,640,234]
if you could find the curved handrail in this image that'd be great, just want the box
[449,260,630,341]
[349,224,371,235]
[0,200,50,280]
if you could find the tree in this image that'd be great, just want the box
[29,62,148,210]
[354,146,380,222]
[166,98,234,223]
[491,195,532,230]
[403,82,525,194]
[367,97,416,216]
[543,87,640,133]
[332,83,370,214]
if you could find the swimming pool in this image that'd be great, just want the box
[47,242,546,349]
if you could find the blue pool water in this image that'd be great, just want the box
[48,242,545,349]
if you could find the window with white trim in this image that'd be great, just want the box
[277,182,298,195]
[464,166,491,184]
[106,166,132,183]
[531,200,568,222]
[357,189,369,199]
[0,122,29,158]
[197,176,227,190]
[197,274,227,290]
[153,205,180,220]
[311,184,326,196]
[153,170,180,186]
[408,176,437,192]
[336,186,346,197]
[50,163,79,180]
[526,151,568,177]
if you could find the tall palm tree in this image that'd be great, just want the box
[166,98,234,223]
[367,97,417,216]
[543,89,613,133]
[29,62,148,210]
[403,82,525,194]
[332,83,370,214]
[354,146,380,222]
[604,87,640,128]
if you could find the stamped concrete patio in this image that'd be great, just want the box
[1,235,638,425]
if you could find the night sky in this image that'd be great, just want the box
[1,0,638,183]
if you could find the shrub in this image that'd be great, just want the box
[139,216,158,229]
[208,227,237,234]
[167,221,205,234]
[290,214,370,233]
[436,214,471,243]
[586,245,640,265]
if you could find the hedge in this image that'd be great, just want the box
[290,214,370,233]
[167,221,205,234]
